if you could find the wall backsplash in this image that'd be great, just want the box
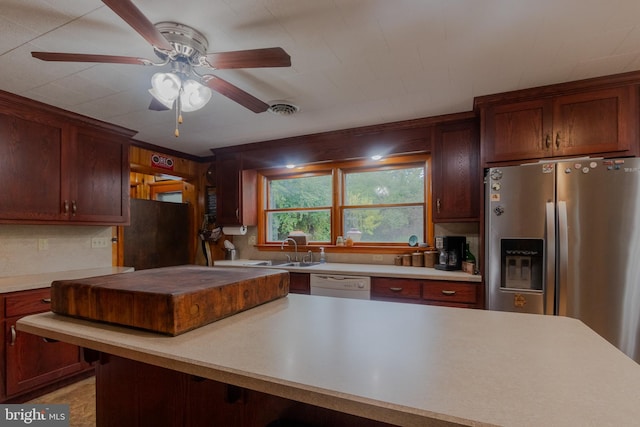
[0,225,113,277]
[229,224,480,266]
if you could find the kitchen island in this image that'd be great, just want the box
[18,294,640,426]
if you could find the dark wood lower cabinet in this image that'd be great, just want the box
[95,354,395,427]
[1,288,93,403]
[290,274,481,308]
[289,272,310,294]
[4,318,86,397]
[371,277,482,308]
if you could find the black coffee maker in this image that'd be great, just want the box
[434,236,466,271]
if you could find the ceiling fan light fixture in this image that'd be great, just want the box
[150,72,181,103]
[180,79,212,112]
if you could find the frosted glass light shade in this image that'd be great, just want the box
[149,72,181,108]
[180,79,212,112]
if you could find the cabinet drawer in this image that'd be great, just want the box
[422,281,477,304]
[5,288,52,317]
[371,278,421,300]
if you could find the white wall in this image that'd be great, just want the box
[0,225,113,277]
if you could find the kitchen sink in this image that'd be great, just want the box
[253,260,321,268]
[296,261,322,268]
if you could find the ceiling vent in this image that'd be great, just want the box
[268,101,300,116]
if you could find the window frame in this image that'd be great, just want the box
[257,154,433,250]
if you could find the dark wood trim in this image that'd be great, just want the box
[474,69,640,109]
[131,139,213,163]
[211,111,475,170]
[0,90,136,138]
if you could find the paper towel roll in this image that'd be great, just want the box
[223,226,247,236]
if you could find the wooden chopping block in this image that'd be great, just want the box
[50,266,289,336]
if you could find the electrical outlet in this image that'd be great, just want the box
[372,254,383,262]
[38,239,48,251]
[248,235,257,245]
[91,237,110,248]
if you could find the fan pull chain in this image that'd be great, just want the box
[174,92,183,137]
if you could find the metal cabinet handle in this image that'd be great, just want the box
[10,325,16,346]
[63,200,69,214]
[41,298,51,304]
[441,290,456,296]
[436,198,441,214]
[555,132,561,149]
[71,200,77,216]
[544,133,551,149]
[389,287,403,292]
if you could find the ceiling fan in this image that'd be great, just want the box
[31,0,291,135]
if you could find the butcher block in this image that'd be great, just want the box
[50,266,289,336]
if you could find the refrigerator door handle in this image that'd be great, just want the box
[557,200,569,316]
[545,202,556,315]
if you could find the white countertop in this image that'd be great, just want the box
[214,259,482,282]
[18,294,640,426]
[0,267,134,293]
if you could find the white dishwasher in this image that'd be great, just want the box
[309,274,371,300]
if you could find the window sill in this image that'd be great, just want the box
[255,244,435,254]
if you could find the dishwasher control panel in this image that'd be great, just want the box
[309,274,371,300]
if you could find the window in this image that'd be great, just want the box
[343,166,425,243]
[260,156,431,246]
[266,173,332,242]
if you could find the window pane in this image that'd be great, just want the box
[345,167,424,205]
[155,192,182,203]
[343,206,423,243]
[267,210,331,242]
[269,175,332,209]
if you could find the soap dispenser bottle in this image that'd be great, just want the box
[319,247,326,263]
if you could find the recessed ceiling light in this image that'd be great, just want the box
[371,154,383,161]
[286,164,296,169]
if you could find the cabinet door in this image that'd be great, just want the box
[68,128,130,223]
[553,87,635,157]
[216,155,242,225]
[432,121,480,221]
[0,113,67,221]
[482,99,552,164]
[289,272,310,294]
[5,317,85,397]
[215,155,256,226]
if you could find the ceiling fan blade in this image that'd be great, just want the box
[202,75,269,113]
[31,52,151,65]
[102,0,173,52]
[204,47,291,69]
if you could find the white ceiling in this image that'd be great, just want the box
[3,0,640,157]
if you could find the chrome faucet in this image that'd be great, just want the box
[305,250,313,263]
[280,238,299,262]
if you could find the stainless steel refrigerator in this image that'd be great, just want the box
[485,158,640,363]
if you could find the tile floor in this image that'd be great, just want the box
[27,377,96,427]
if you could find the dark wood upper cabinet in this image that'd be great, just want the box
[480,85,638,166]
[0,92,133,225]
[0,114,66,221]
[431,120,480,222]
[70,127,130,223]
[215,154,257,226]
